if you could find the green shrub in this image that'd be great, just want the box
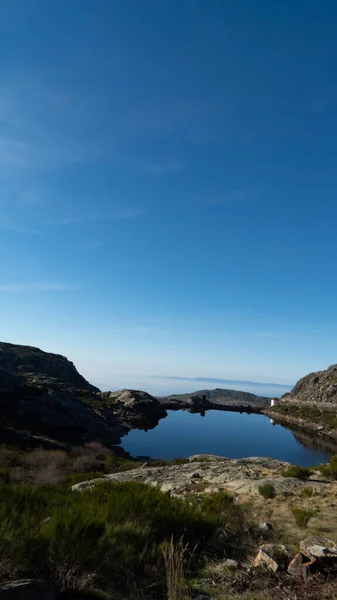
[317,463,332,478]
[0,468,10,484]
[150,458,190,467]
[329,456,337,478]
[258,483,275,499]
[102,455,137,473]
[62,472,105,486]
[299,487,313,498]
[282,465,312,480]
[291,507,316,529]
[317,456,337,480]
[200,491,247,531]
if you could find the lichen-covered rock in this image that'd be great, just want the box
[300,536,337,560]
[72,455,329,497]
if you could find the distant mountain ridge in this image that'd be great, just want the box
[158,388,270,409]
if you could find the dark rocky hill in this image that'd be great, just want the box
[159,388,270,410]
[0,342,128,447]
[0,341,99,393]
[0,342,166,448]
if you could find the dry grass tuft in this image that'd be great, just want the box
[162,537,193,600]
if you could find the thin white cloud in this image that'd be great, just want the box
[203,187,257,206]
[82,240,105,249]
[57,208,143,225]
[133,327,170,335]
[257,332,285,339]
[0,224,46,236]
[19,189,43,206]
[0,282,76,292]
[142,161,187,176]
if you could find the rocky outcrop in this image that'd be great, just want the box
[103,389,167,427]
[71,455,329,496]
[281,364,337,405]
[159,388,270,411]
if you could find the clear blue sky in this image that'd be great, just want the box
[1,0,337,395]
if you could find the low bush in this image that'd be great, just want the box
[200,491,248,531]
[299,487,314,498]
[317,456,337,479]
[258,483,275,499]
[291,507,316,529]
[317,463,332,478]
[328,456,337,478]
[63,472,106,486]
[282,465,312,480]
[0,468,10,484]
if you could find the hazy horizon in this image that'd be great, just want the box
[89,373,292,398]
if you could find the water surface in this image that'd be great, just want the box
[121,410,332,466]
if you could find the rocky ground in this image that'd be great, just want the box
[71,455,322,496]
[71,455,337,598]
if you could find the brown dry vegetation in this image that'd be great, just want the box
[0,442,138,486]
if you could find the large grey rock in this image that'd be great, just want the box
[300,536,337,560]
[0,580,57,600]
[104,389,167,427]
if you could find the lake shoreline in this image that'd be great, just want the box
[120,408,332,466]
[264,407,337,442]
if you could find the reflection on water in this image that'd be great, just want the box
[121,409,332,466]
[284,423,337,457]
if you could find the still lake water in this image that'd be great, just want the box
[121,410,332,467]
